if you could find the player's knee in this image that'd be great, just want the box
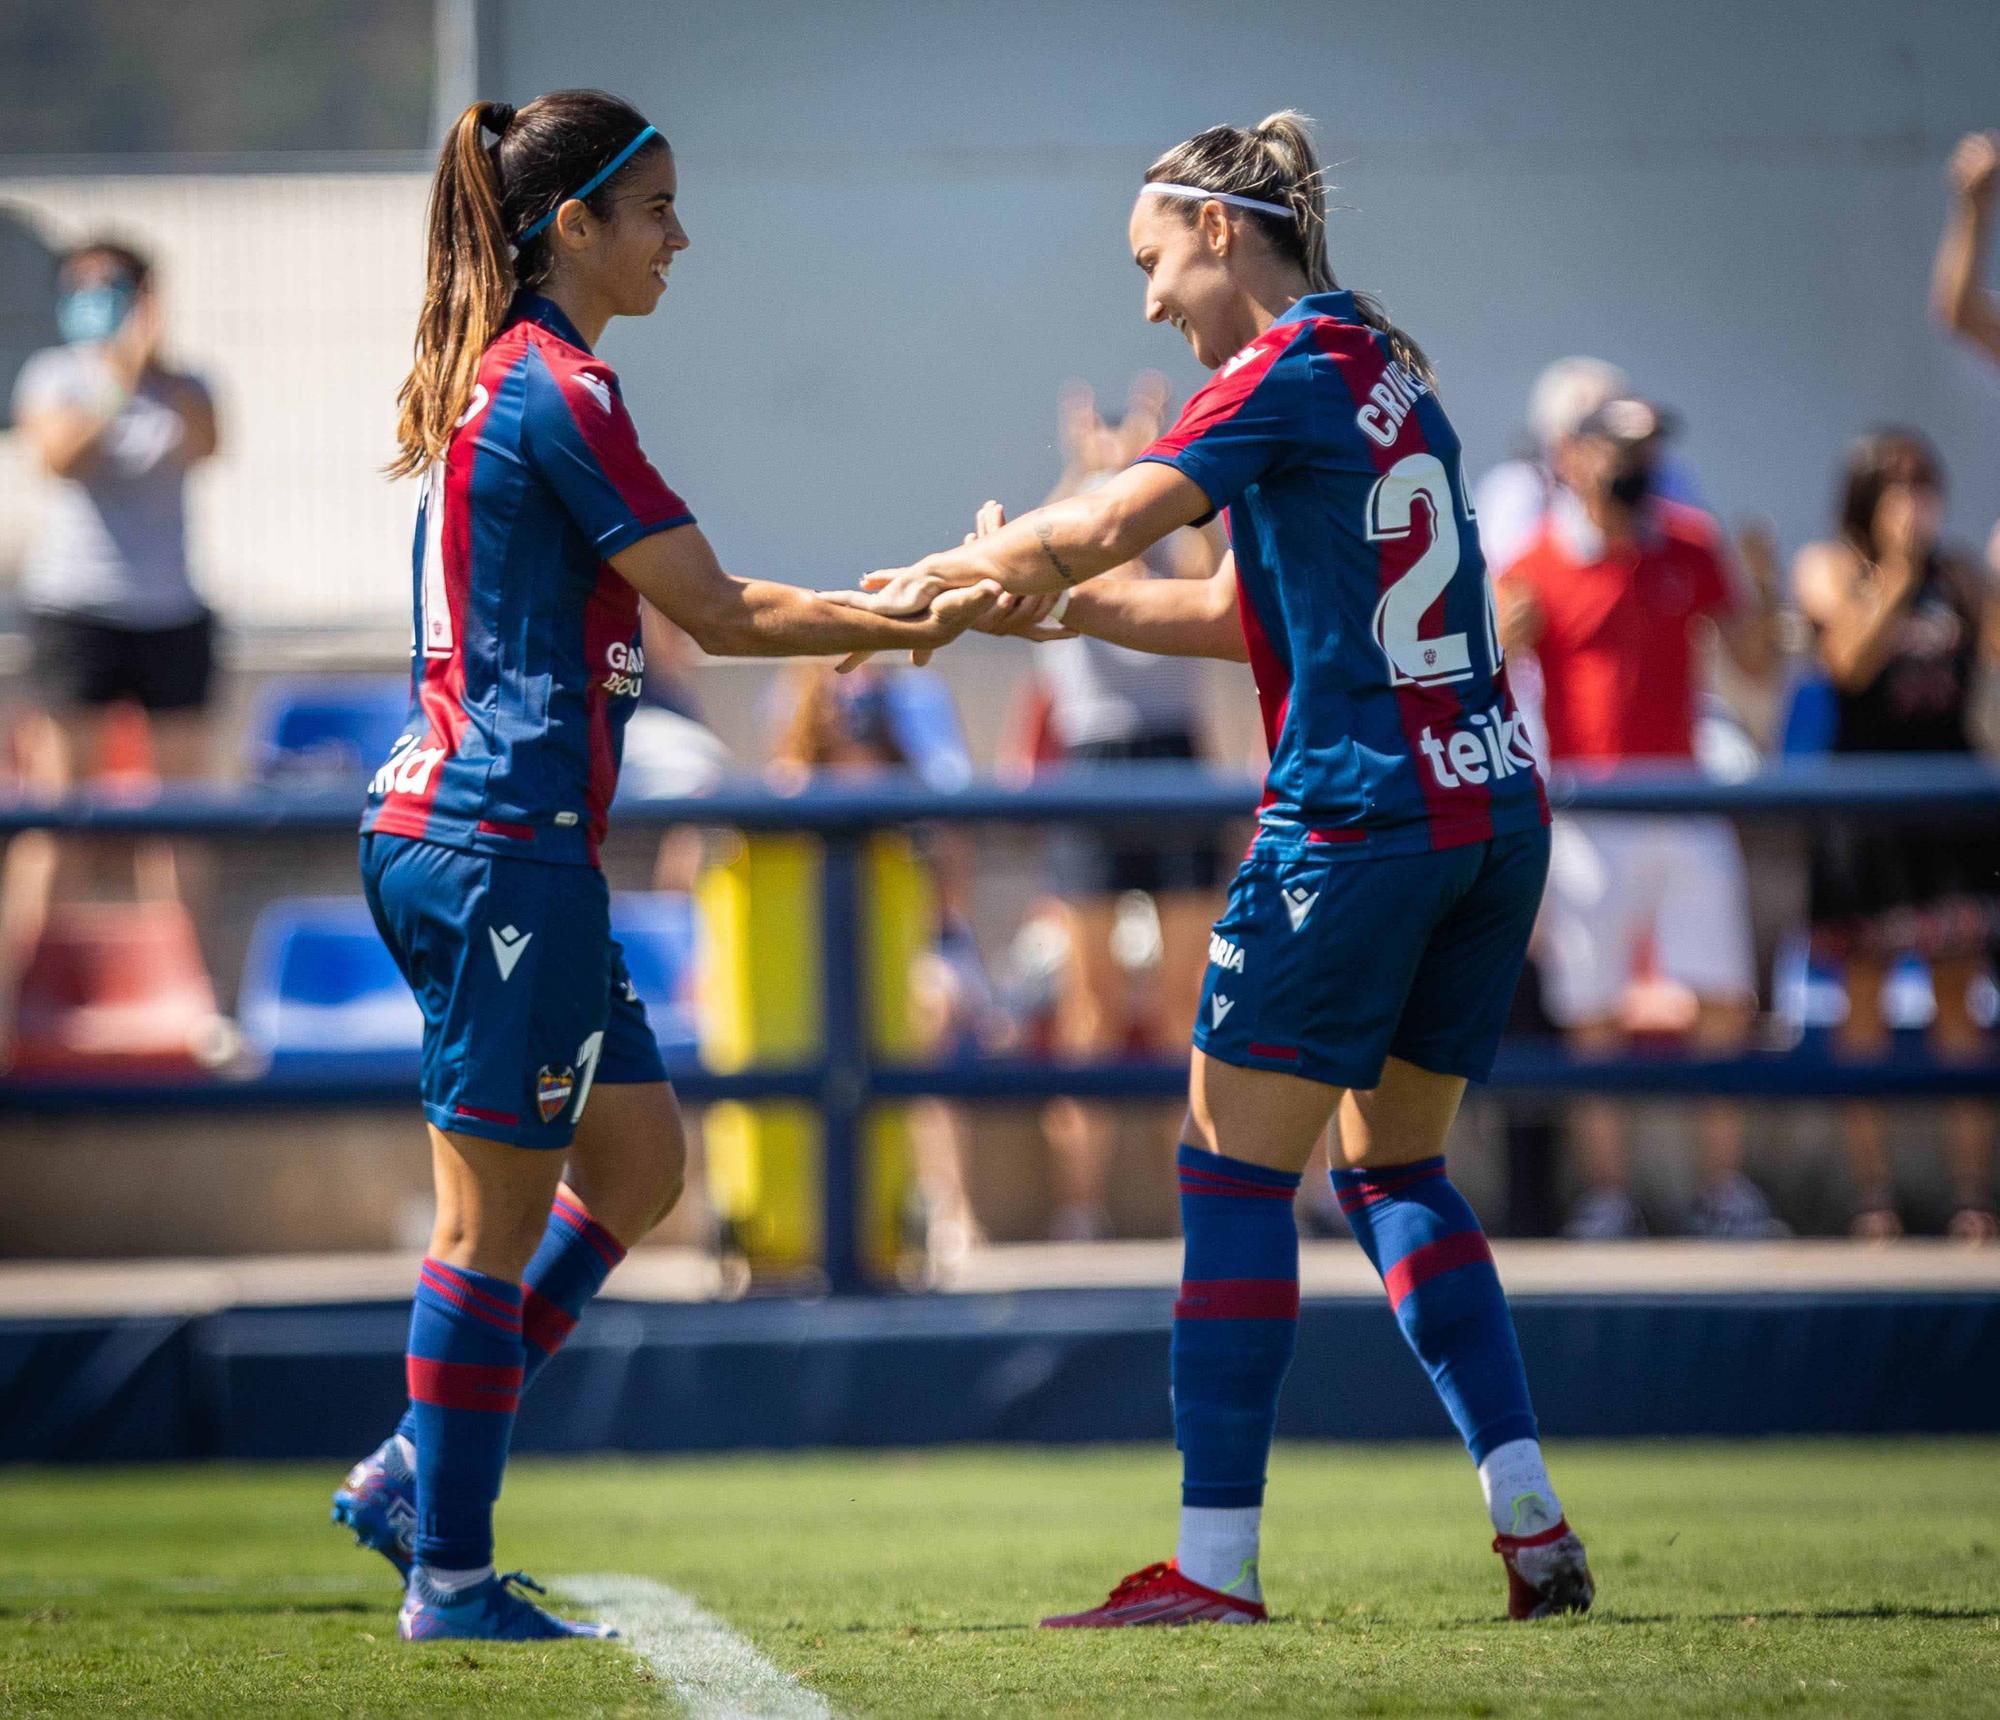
[570,1117,686,1240]
[642,1136,686,1230]
[429,1203,548,1282]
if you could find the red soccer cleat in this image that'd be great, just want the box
[1494,1520,1595,1619]
[1040,1560,1268,1628]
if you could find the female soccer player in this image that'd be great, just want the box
[848,112,1591,1624]
[335,89,997,1643]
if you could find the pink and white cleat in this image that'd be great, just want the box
[1040,1560,1267,1628]
[1494,1520,1595,1619]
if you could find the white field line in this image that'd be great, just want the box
[560,1574,835,1720]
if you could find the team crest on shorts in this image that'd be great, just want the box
[536,1065,577,1123]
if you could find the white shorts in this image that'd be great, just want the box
[1540,814,1756,1027]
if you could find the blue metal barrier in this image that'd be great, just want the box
[4,758,1998,1292]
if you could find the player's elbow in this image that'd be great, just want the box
[1087,491,1161,575]
[1203,581,1250,661]
[682,609,752,658]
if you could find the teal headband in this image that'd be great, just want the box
[516,124,660,245]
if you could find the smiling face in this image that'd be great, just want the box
[549,145,688,320]
[1128,193,1256,370]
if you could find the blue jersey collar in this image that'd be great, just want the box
[510,293,592,353]
[1274,289,1358,326]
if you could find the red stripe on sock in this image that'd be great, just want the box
[521,1286,579,1357]
[1177,1171,1297,1202]
[418,1266,522,1336]
[406,1355,523,1413]
[552,1194,625,1270]
[1336,1165,1448,1214]
[1383,1230,1494,1310]
[1173,1278,1301,1320]
[424,1260,523,1319]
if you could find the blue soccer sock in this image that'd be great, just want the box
[394,1191,626,1449]
[1333,1157,1552,1524]
[1172,1143,1301,1594]
[404,1257,524,1575]
[518,1189,626,1383]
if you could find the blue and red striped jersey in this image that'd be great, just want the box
[1137,290,1547,856]
[362,295,694,866]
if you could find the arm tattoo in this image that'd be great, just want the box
[1034,518,1081,585]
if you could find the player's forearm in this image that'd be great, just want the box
[1062,573,1248,661]
[698,577,945,658]
[923,492,1149,597]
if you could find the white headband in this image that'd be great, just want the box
[1143,181,1293,220]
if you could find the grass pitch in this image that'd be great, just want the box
[3,1440,1998,1718]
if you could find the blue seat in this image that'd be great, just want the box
[246,677,411,785]
[882,669,973,791]
[239,893,700,1074]
[1773,932,1941,1046]
[237,897,422,1069]
[611,892,700,1057]
[1778,671,1839,758]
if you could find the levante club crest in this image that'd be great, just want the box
[536,1065,577,1123]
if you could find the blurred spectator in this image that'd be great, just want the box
[1018,376,1226,1241]
[767,660,1000,1264]
[1498,398,1782,1238]
[1794,429,2000,1241]
[10,239,220,768]
[1474,356,1708,579]
[3,238,221,1042]
[1933,130,2000,365]
[1475,358,1712,764]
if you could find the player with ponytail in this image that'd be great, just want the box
[844,112,1590,1625]
[335,90,997,1643]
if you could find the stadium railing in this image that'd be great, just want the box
[4,755,1998,1291]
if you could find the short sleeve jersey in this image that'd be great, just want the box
[11,344,211,629]
[362,295,694,865]
[1499,495,1734,764]
[1137,291,1547,855]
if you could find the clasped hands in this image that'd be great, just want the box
[826,500,1078,672]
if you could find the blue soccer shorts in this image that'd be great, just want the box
[359,833,668,1149]
[1194,824,1550,1091]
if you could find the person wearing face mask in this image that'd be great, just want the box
[1795,430,2000,1242]
[10,239,221,776]
[2,241,224,1060]
[1497,399,1780,1242]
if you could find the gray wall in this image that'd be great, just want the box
[486,0,2000,583]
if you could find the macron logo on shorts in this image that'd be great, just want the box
[1211,994,1235,1028]
[489,924,532,981]
[1283,887,1319,932]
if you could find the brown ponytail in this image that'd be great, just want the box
[390,89,665,479]
[389,101,517,478]
[1145,110,1435,388]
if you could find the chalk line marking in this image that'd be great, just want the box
[560,1573,835,1720]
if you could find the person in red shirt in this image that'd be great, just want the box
[1499,399,1780,1238]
